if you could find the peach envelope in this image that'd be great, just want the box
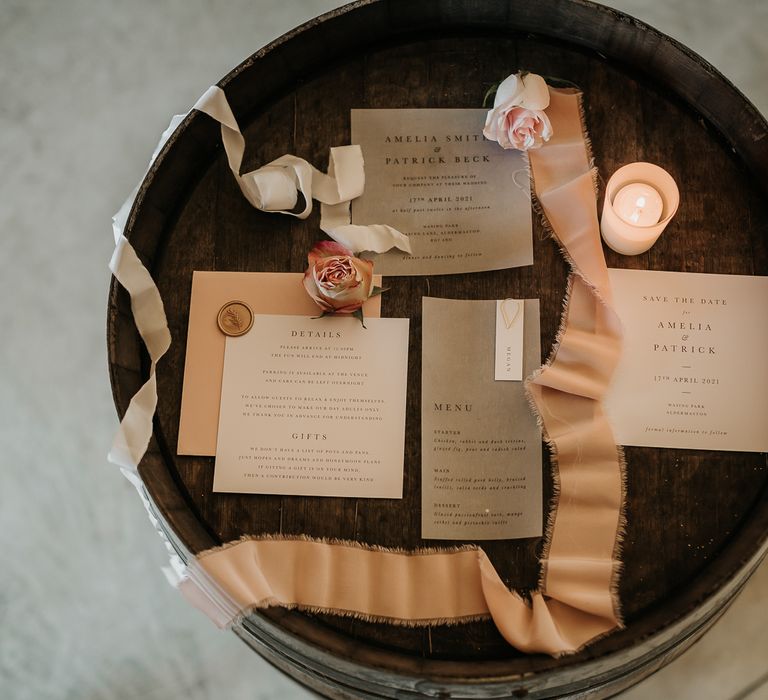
[177,271,382,455]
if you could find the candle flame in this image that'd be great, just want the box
[629,195,646,224]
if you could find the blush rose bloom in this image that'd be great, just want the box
[303,240,374,314]
[483,72,553,151]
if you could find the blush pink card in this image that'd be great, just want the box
[177,271,382,456]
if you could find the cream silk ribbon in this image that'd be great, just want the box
[193,86,411,256]
[110,86,625,656]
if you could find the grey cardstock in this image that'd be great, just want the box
[421,297,543,540]
[351,109,533,276]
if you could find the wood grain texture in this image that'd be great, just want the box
[107,0,768,694]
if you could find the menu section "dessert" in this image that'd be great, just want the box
[421,297,542,540]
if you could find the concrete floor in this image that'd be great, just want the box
[1,1,766,698]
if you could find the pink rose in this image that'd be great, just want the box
[495,106,553,151]
[302,240,375,314]
[483,72,553,151]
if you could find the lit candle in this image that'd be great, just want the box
[612,183,664,226]
[600,163,680,256]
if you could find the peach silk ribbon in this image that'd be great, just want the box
[178,88,626,656]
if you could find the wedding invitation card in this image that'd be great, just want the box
[213,314,409,497]
[605,268,768,452]
[421,297,542,540]
[177,271,381,456]
[351,109,533,276]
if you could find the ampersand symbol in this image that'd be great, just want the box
[682,334,689,341]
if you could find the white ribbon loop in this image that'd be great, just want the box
[244,167,299,212]
[328,224,412,256]
[193,85,411,255]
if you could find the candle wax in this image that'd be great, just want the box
[613,183,664,226]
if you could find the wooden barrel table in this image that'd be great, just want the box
[107,1,768,697]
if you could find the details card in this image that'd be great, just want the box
[351,109,533,276]
[176,271,382,456]
[421,297,542,540]
[605,268,768,452]
[214,315,409,497]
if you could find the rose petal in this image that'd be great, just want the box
[485,107,516,146]
[538,110,553,141]
[493,73,523,109]
[351,257,374,296]
[496,121,512,149]
[482,111,498,142]
[351,256,374,277]
[302,271,333,311]
[504,108,552,151]
[517,73,550,111]
[322,280,360,300]
[307,240,355,265]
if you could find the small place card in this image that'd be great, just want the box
[214,314,409,497]
[495,299,525,381]
[351,109,533,276]
[421,297,542,540]
[605,268,768,452]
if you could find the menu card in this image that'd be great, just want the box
[213,315,409,497]
[605,268,768,452]
[421,297,542,540]
[351,109,533,276]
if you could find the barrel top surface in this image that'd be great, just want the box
[108,0,768,681]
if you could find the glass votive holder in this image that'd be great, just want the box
[600,162,680,255]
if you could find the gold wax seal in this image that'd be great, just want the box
[217,301,254,337]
